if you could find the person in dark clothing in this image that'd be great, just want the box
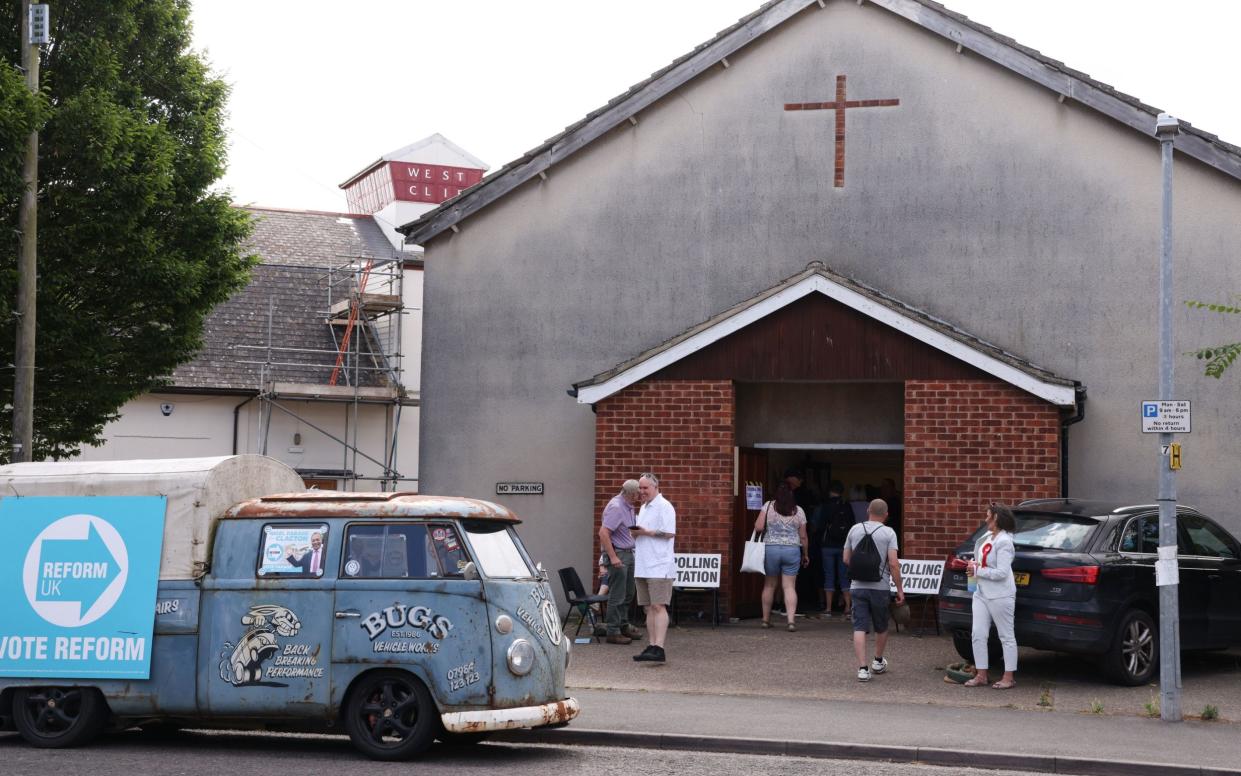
[818,481,854,617]
[785,469,822,615]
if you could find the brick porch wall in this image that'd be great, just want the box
[903,379,1061,560]
[593,379,735,619]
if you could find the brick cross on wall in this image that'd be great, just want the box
[785,75,899,187]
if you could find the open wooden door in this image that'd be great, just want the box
[730,447,769,619]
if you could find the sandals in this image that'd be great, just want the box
[760,620,773,629]
[991,680,1017,690]
[962,676,988,687]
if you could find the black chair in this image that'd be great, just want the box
[558,566,608,643]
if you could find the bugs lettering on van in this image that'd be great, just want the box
[360,604,454,641]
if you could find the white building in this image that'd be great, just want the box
[77,134,488,491]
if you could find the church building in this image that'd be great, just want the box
[400,0,1241,617]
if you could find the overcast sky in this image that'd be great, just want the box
[190,1,1240,213]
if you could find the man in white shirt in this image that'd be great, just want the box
[630,473,676,663]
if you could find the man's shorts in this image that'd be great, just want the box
[636,577,673,606]
[851,588,891,633]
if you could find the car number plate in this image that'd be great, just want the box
[1014,572,1030,587]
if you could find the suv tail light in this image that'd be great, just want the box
[1041,565,1099,585]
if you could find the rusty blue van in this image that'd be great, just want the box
[0,456,577,761]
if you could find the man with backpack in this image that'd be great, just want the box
[843,499,905,682]
[818,480,855,618]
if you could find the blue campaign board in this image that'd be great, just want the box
[0,496,166,678]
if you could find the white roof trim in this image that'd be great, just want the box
[575,274,1076,406]
[381,133,490,170]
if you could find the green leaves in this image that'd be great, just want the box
[1,0,253,460]
[1185,298,1241,379]
[1185,300,1241,315]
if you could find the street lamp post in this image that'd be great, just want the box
[1155,111,1182,723]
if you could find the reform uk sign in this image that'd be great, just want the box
[1141,400,1191,434]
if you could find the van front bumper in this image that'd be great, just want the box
[440,697,580,734]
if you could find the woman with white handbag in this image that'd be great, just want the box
[754,483,809,631]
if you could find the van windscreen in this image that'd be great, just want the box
[462,521,534,578]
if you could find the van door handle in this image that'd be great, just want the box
[335,611,361,619]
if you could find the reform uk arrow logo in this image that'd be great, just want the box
[22,514,129,628]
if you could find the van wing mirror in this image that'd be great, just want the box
[535,561,548,582]
[462,561,479,581]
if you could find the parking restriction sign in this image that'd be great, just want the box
[1141,400,1190,433]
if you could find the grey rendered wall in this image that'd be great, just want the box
[419,0,1241,597]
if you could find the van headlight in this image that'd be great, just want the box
[565,637,572,670]
[507,639,535,676]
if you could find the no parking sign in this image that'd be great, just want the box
[0,496,165,678]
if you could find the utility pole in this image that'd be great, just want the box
[12,2,46,462]
[1155,112,1182,722]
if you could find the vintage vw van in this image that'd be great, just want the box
[0,456,577,761]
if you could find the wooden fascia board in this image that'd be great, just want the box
[575,274,1077,406]
[873,0,1241,180]
[403,0,819,245]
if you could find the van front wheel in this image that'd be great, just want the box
[12,686,108,748]
[344,670,437,761]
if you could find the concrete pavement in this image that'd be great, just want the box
[505,615,1241,775]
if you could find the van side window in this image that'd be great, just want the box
[342,523,468,579]
[257,523,330,577]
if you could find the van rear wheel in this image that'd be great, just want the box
[344,670,437,761]
[12,686,108,748]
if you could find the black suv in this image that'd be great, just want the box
[938,499,1241,685]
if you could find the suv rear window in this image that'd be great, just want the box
[1011,512,1097,551]
[965,512,1098,552]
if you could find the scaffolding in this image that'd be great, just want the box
[237,254,411,491]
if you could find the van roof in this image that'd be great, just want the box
[223,491,521,523]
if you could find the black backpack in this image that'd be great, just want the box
[850,523,883,582]
[821,499,854,547]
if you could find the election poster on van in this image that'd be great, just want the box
[0,496,166,679]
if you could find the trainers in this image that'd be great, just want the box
[605,634,632,645]
[871,656,888,674]
[634,646,665,663]
[857,666,871,682]
[632,645,656,662]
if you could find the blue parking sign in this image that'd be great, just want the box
[1143,402,1159,418]
[0,496,165,678]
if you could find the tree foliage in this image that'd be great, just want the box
[1185,299,1241,379]
[1,0,254,460]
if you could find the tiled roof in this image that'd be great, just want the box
[400,0,1241,245]
[170,208,400,391]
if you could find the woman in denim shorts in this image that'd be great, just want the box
[754,483,809,631]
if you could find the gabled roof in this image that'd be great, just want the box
[171,208,398,391]
[400,0,1241,246]
[339,133,489,190]
[570,262,1079,407]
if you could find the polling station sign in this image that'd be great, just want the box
[0,496,165,679]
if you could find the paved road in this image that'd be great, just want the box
[0,731,1048,776]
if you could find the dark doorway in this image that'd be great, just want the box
[731,446,903,619]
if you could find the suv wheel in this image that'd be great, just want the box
[952,630,1003,668]
[1105,608,1158,686]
